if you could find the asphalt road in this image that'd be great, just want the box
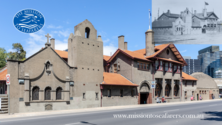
[0,100,222,125]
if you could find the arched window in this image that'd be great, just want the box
[56,87,62,100]
[32,86,39,100]
[165,84,171,97]
[174,85,179,96]
[85,27,90,38]
[155,83,162,97]
[45,87,51,100]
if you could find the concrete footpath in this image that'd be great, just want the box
[0,99,221,119]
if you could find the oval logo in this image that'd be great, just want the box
[13,9,45,33]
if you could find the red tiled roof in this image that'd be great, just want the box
[103,55,111,61]
[182,72,197,81]
[55,50,68,58]
[107,49,152,63]
[0,68,7,81]
[102,72,138,86]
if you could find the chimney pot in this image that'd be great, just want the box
[118,35,124,50]
[50,38,55,49]
[124,42,128,50]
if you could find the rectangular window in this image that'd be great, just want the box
[169,63,172,72]
[155,60,159,70]
[114,64,117,73]
[137,63,140,69]
[192,91,194,96]
[165,62,168,72]
[178,66,180,73]
[174,65,177,72]
[159,61,163,70]
[185,91,187,98]
[108,89,111,97]
[146,64,149,70]
[185,81,187,87]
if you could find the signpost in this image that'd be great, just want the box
[151,84,155,89]
[6,74,10,115]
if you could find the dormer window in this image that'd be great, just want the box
[85,27,90,38]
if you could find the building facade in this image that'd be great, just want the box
[0,20,216,114]
[183,56,201,75]
[152,6,219,35]
[198,46,222,78]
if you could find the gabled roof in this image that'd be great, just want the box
[107,49,151,63]
[107,44,187,65]
[103,55,111,62]
[193,12,218,20]
[182,72,197,81]
[158,13,180,20]
[102,72,138,86]
[146,44,187,65]
[0,68,7,81]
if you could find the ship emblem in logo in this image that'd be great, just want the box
[13,9,45,33]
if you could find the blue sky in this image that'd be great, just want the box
[0,0,221,59]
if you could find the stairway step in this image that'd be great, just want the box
[0,108,8,110]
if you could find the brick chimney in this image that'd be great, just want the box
[145,29,154,56]
[50,38,55,49]
[118,35,124,50]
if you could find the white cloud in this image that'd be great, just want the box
[52,29,70,37]
[103,44,118,56]
[180,50,187,53]
[103,39,110,43]
[47,25,63,29]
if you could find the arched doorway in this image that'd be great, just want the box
[139,81,151,104]
[155,83,162,97]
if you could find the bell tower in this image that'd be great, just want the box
[68,20,103,106]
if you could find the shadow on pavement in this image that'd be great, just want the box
[80,121,97,125]
[202,111,222,121]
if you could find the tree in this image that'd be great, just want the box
[8,43,26,61]
[0,48,8,68]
